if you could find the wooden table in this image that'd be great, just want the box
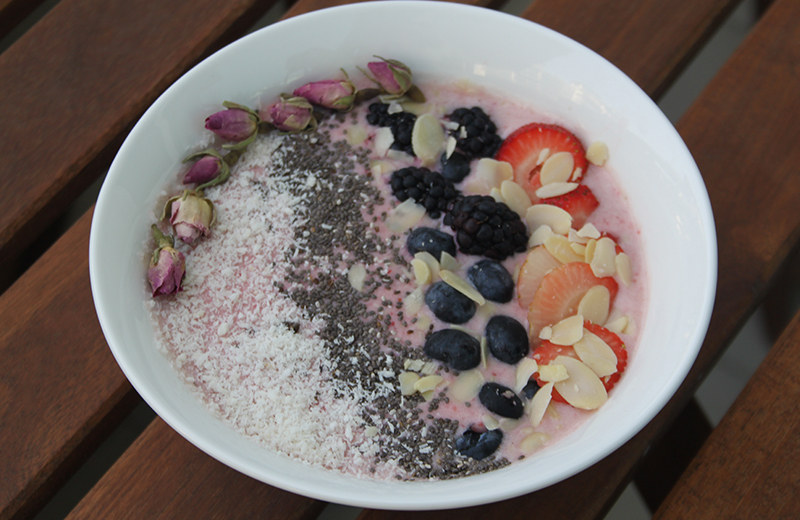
[2,0,799,518]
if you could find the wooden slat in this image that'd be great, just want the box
[0,0,281,291]
[282,0,504,19]
[653,312,800,519]
[0,0,49,42]
[62,420,326,520]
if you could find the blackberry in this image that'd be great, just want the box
[390,167,459,219]
[366,102,416,156]
[448,107,503,159]
[443,195,528,260]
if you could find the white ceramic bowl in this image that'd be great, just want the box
[89,1,716,510]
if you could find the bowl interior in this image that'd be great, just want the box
[89,1,716,510]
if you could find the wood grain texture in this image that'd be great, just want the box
[0,0,280,288]
[0,0,48,41]
[63,419,326,520]
[654,312,800,519]
[522,0,739,99]
[0,209,137,520]
[282,0,503,19]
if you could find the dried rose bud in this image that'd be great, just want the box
[367,57,413,97]
[163,190,215,244]
[293,77,356,111]
[182,149,231,188]
[204,102,260,149]
[148,225,186,296]
[267,95,316,133]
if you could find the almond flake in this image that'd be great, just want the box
[540,151,575,185]
[515,358,539,393]
[403,287,424,316]
[421,390,435,401]
[445,136,457,159]
[535,182,579,199]
[420,361,438,375]
[414,251,440,281]
[578,285,611,325]
[577,223,601,239]
[410,258,432,285]
[584,238,597,264]
[520,432,550,454]
[528,381,553,427]
[476,158,513,190]
[573,330,618,377]
[440,269,485,305]
[590,237,617,277]
[373,126,394,157]
[587,141,609,166]
[553,356,608,410]
[365,426,379,437]
[345,125,368,146]
[415,314,431,332]
[480,336,489,369]
[369,160,392,176]
[440,252,460,272]
[536,148,551,166]
[449,370,485,402]
[404,359,425,371]
[538,363,569,382]
[616,252,633,286]
[414,374,444,394]
[568,228,590,244]
[604,315,629,334]
[570,242,587,256]
[411,113,445,167]
[526,204,572,235]
[489,187,504,203]
[347,264,367,291]
[483,414,501,431]
[544,234,585,264]
[528,224,554,248]
[539,326,553,340]
[386,198,426,233]
[571,166,583,182]
[501,180,533,217]
[550,315,585,345]
[398,371,420,395]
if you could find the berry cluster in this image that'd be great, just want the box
[448,107,503,159]
[366,103,416,156]
[444,195,528,260]
[390,167,459,219]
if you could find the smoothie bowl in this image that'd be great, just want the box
[88,1,716,510]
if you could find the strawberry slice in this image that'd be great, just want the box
[541,184,599,229]
[495,123,588,204]
[527,262,618,343]
[531,321,627,403]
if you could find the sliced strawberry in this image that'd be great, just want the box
[495,123,588,203]
[516,245,561,310]
[531,321,627,403]
[527,262,618,343]
[541,184,599,229]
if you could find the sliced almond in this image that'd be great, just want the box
[421,390,435,401]
[445,135,457,159]
[403,286,425,316]
[415,314,432,332]
[539,326,553,341]
[528,381,553,427]
[526,204,573,236]
[528,224,554,248]
[538,363,569,382]
[414,375,444,394]
[369,160,392,177]
[440,270,485,305]
[590,237,617,277]
[483,414,501,431]
[386,198,426,233]
[540,151,574,185]
[584,238,597,264]
[364,426,379,437]
[398,371,420,395]
[536,148,551,166]
[536,182,579,199]
[489,187,504,203]
[544,234,585,264]
[420,361,438,375]
[515,358,539,393]
[517,246,562,309]
[346,125,368,146]
[449,370,485,402]
[414,251,440,282]
[587,141,609,166]
[480,336,489,369]
[501,180,533,217]
[410,258,432,285]
[549,314,585,346]
[439,251,460,272]
[573,330,618,378]
[347,264,367,291]
[411,113,445,167]
[404,359,425,372]
[577,223,601,239]
[616,252,633,286]
[604,315,629,334]
[373,127,394,157]
[475,158,514,190]
[553,356,608,410]
[571,166,583,182]
[570,242,587,256]
[568,228,590,244]
[520,432,550,454]
[578,285,611,325]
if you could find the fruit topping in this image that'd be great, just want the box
[516,246,561,310]
[441,151,471,183]
[467,259,515,303]
[423,328,481,370]
[424,281,476,324]
[443,195,528,260]
[478,382,524,419]
[521,379,540,400]
[390,167,460,219]
[456,428,503,460]
[447,107,503,159]
[406,227,457,261]
[484,315,529,365]
[495,122,588,203]
[526,262,618,342]
[543,184,599,230]
[366,102,417,155]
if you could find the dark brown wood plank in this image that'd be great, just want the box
[0,0,281,291]
[282,0,504,19]
[0,209,138,520]
[653,312,800,519]
[0,0,49,42]
[358,0,800,518]
[63,419,325,520]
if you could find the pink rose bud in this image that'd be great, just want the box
[147,225,186,296]
[183,155,222,185]
[293,78,356,111]
[205,105,258,143]
[268,95,315,132]
[367,57,413,97]
[165,191,215,244]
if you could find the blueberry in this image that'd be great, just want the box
[441,151,471,183]
[407,227,457,262]
[423,329,481,370]
[456,428,503,460]
[485,315,530,365]
[425,282,476,324]
[479,382,524,419]
[521,379,540,400]
[467,259,515,303]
